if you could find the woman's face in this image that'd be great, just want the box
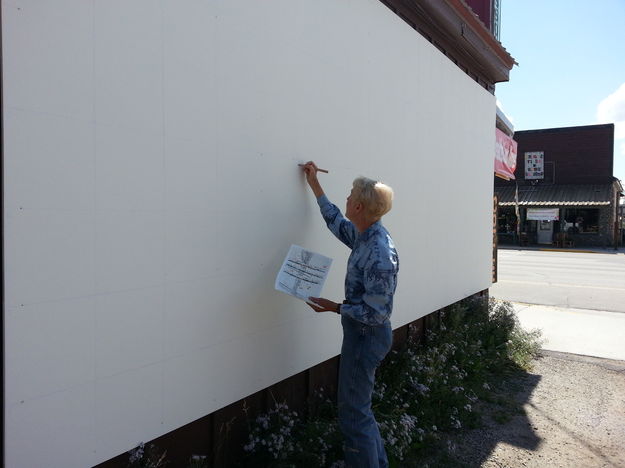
[346,188,359,221]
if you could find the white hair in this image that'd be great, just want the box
[352,177,394,219]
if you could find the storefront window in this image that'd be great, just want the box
[563,208,600,233]
[497,207,517,233]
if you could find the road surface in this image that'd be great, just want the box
[491,248,625,313]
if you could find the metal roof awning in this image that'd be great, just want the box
[495,184,613,206]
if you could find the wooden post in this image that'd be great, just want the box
[493,194,498,283]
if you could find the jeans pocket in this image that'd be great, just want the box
[373,326,392,363]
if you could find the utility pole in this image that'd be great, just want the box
[515,179,521,246]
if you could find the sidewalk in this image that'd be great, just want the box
[498,244,625,255]
[511,302,625,361]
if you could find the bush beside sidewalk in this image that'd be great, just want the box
[124,298,545,467]
[123,298,625,467]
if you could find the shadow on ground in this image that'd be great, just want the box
[415,369,543,468]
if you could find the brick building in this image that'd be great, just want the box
[495,124,623,248]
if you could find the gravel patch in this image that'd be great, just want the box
[445,351,625,468]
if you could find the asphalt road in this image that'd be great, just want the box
[490,248,625,313]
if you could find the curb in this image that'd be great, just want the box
[498,246,624,255]
[537,248,600,254]
[541,350,625,371]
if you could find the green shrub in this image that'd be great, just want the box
[126,298,543,467]
[241,297,543,466]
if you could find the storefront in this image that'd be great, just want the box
[495,182,622,247]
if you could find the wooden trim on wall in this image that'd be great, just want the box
[379,0,515,92]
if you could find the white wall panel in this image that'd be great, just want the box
[95,211,164,294]
[95,288,165,379]
[164,137,218,213]
[3,0,94,119]
[94,365,163,460]
[5,383,96,468]
[5,298,95,404]
[165,209,218,283]
[93,0,163,133]
[3,0,495,466]
[5,209,96,308]
[164,279,222,358]
[4,109,95,212]
[95,125,164,212]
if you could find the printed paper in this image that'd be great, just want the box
[275,245,332,302]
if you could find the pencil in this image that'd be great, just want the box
[298,164,329,173]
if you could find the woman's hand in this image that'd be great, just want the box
[307,297,340,314]
[301,161,325,198]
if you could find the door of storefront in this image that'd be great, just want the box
[527,208,559,245]
[537,220,554,244]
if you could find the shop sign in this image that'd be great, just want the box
[527,208,559,221]
[494,128,517,180]
[525,151,544,179]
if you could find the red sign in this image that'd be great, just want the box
[494,128,518,180]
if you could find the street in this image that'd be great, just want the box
[491,248,625,313]
[490,248,625,360]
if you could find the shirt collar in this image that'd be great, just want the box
[358,220,383,242]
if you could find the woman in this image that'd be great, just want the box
[301,161,399,468]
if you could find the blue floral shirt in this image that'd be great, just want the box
[317,194,399,326]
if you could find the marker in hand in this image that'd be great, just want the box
[298,163,329,173]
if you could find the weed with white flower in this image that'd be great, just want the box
[124,298,542,467]
[126,442,168,468]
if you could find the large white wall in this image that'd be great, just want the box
[2,0,495,466]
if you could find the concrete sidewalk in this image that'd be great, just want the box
[498,244,625,255]
[510,302,625,361]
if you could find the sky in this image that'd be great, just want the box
[495,0,625,185]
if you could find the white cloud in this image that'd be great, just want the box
[597,82,625,139]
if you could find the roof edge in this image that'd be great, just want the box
[382,0,516,84]
[514,123,615,135]
[422,0,516,82]
[450,0,516,67]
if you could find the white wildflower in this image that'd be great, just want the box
[128,443,145,463]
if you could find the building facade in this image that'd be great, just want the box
[2,1,514,467]
[495,124,623,248]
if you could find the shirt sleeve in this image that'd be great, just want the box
[340,266,397,325]
[316,194,358,249]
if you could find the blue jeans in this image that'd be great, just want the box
[338,314,393,468]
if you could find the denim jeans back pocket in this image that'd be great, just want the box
[371,324,392,364]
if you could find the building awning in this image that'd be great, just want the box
[495,184,613,206]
